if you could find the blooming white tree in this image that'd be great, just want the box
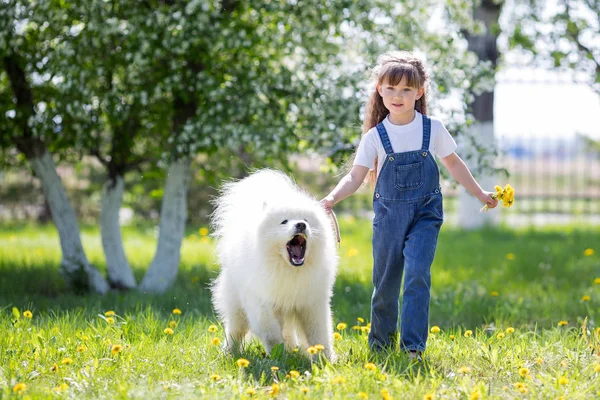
[1,0,495,293]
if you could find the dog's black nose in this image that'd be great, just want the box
[295,222,306,232]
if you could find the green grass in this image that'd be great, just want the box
[1,221,600,399]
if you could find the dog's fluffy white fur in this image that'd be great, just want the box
[210,169,338,360]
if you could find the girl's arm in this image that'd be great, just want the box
[440,152,498,208]
[321,165,370,212]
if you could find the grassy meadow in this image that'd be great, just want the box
[1,219,600,399]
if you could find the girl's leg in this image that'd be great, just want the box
[400,205,442,352]
[368,203,410,350]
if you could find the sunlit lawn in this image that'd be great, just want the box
[1,220,600,399]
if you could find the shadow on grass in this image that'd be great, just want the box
[2,225,599,347]
[0,260,218,320]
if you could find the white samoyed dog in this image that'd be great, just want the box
[210,169,338,361]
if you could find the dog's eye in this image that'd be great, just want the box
[281,220,288,225]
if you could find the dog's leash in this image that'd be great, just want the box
[329,210,341,248]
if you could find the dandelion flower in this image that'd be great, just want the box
[106,317,115,324]
[449,334,455,340]
[13,383,26,394]
[506,253,515,260]
[77,345,86,352]
[430,326,440,333]
[61,358,73,365]
[246,388,256,395]
[347,248,359,257]
[307,346,318,355]
[558,376,568,385]
[23,310,33,319]
[164,328,174,335]
[331,376,345,385]
[53,383,69,392]
[51,363,59,372]
[497,332,505,339]
[271,366,279,372]
[517,385,528,393]
[424,394,434,400]
[105,310,116,317]
[199,227,209,236]
[172,308,182,315]
[594,364,600,373]
[169,321,177,328]
[301,387,309,393]
[490,291,499,296]
[208,324,218,332]
[506,327,515,334]
[380,373,388,381]
[289,370,300,378]
[357,317,365,323]
[584,248,594,256]
[314,344,325,351]
[210,374,220,381]
[469,390,481,400]
[236,358,250,368]
[358,393,368,399]
[594,278,600,284]
[352,325,361,331]
[268,383,279,396]
[464,330,473,337]
[381,388,393,400]
[211,337,220,346]
[364,362,377,371]
[334,332,342,340]
[536,357,543,364]
[458,366,472,374]
[111,344,123,355]
[581,295,591,302]
[518,367,530,377]
[558,321,568,327]
[337,322,347,330]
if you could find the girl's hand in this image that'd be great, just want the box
[320,195,335,213]
[478,190,498,209]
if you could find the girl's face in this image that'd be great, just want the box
[377,76,424,125]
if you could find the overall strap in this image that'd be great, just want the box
[421,114,431,151]
[376,122,394,155]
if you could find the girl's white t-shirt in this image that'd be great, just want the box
[354,112,457,177]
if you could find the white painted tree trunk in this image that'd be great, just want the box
[139,158,190,293]
[100,176,137,289]
[30,151,109,293]
[458,122,498,229]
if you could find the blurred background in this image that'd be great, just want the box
[1,0,599,292]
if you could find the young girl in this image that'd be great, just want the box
[321,51,498,359]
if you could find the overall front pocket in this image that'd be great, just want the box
[394,162,424,191]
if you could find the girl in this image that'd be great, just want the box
[321,51,498,359]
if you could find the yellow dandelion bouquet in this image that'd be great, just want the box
[481,184,515,212]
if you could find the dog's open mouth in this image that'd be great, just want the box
[286,234,307,266]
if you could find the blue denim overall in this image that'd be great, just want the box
[368,114,443,352]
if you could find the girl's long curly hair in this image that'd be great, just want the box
[361,51,429,185]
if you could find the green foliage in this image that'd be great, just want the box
[1,223,600,397]
[504,0,600,95]
[1,0,497,177]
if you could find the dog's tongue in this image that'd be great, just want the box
[289,244,303,259]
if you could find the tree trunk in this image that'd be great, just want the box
[100,176,137,289]
[30,151,110,294]
[458,0,502,229]
[139,158,190,293]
